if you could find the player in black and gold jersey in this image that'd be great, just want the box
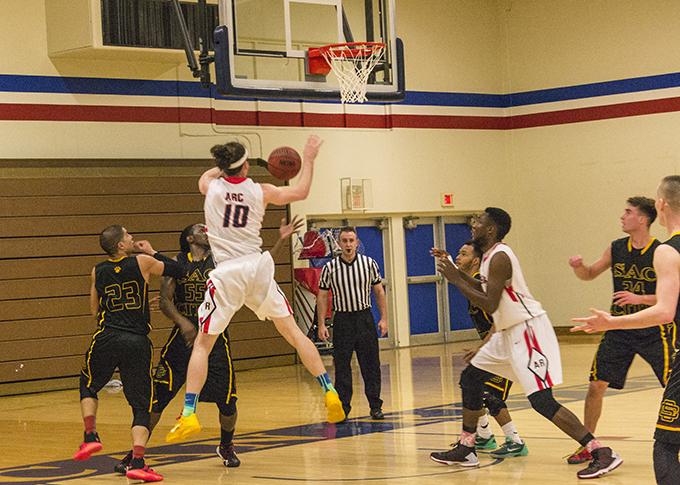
[573,177,680,485]
[568,196,676,465]
[433,242,527,458]
[74,225,182,483]
[115,222,241,472]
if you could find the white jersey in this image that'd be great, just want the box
[480,243,545,330]
[204,176,264,263]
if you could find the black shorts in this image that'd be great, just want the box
[79,326,153,412]
[153,327,236,413]
[655,352,680,444]
[484,374,512,401]
[590,324,676,390]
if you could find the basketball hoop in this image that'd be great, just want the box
[308,42,385,104]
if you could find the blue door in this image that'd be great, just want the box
[356,225,387,336]
[404,222,440,337]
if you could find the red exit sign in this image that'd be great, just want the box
[441,193,454,207]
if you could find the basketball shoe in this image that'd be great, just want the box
[165,413,201,443]
[73,432,102,461]
[324,390,346,423]
[126,465,164,482]
[490,438,528,458]
[430,443,479,467]
[566,446,592,464]
[114,451,132,474]
[216,444,241,467]
[475,434,497,451]
[576,447,623,479]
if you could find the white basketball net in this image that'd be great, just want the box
[320,43,385,104]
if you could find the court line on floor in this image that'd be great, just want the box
[0,374,661,484]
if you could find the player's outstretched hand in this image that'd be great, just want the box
[463,347,478,364]
[571,308,612,334]
[279,215,305,241]
[437,257,460,282]
[303,135,324,161]
[134,240,156,255]
[148,295,161,311]
[430,247,450,259]
[568,255,583,268]
[612,290,642,306]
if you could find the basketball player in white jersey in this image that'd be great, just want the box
[166,135,345,443]
[430,207,622,479]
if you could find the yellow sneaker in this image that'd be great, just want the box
[324,390,345,423]
[165,413,202,443]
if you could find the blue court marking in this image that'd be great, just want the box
[0,374,661,484]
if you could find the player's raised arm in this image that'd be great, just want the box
[261,135,323,206]
[569,244,612,281]
[198,167,223,195]
[572,244,680,332]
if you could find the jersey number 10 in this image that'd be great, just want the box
[223,204,249,228]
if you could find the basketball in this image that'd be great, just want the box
[267,146,302,181]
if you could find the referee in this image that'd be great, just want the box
[317,227,388,420]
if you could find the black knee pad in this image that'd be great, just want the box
[132,408,151,428]
[528,388,561,420]
[484,393,507,417]
[79,376,98,400]
[216,397,237,416]
[459,365,487,411]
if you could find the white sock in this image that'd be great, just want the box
[476,413,493,439]
[501,422,523,444]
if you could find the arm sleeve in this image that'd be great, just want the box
[154,252,185,279]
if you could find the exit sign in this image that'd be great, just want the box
[441,193,454,207]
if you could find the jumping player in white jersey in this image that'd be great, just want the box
[166,135,345,443]
[429,207,622,479]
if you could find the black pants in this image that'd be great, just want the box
[333,309,382,414]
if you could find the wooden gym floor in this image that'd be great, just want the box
[0,335,661,484]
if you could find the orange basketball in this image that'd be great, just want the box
[267,146,302,181]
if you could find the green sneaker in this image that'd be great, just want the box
[490,438,528,458]
[475,434,497,451]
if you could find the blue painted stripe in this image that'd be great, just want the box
[511,72,680,106]
[3,71,680,108]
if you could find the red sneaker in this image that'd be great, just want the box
[566,446,592,465]
[126,466,164,482]
[73,441,103,461]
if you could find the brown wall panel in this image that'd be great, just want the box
[0,264,290,300]
[0,168,295,389]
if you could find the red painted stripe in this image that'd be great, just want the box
[391,114,509,130]
[528,326,554,387]
[524,329,544,391]
[509,96,680,129]
[5,95,680,129]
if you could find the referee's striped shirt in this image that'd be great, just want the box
[319,254,382,312]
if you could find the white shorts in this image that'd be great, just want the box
[470,313,563,396]
[198,251,292,335]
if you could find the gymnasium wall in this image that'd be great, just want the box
[498,0,680,326]
[3,0,680,370]
[0,0,507,390]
